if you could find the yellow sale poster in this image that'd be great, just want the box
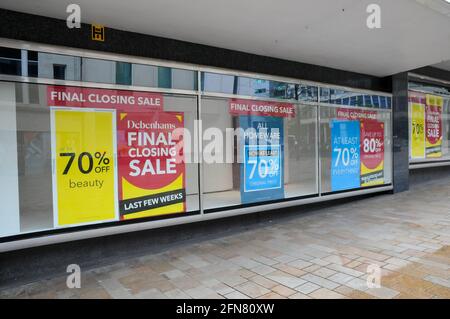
[425,94,443,158]
[410,102,425,159]
[52,109,117,226]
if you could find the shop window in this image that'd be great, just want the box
[0,82,199,238]
[319,105,393,193]
[201,97,318,211]
[0,53,395,240]
[408,88,450,163]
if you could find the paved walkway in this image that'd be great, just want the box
[1,180,450,299]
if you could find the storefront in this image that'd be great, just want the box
[0,40,393,251]
[408,75,450,169]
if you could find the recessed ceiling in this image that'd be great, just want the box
[1,0,450,77]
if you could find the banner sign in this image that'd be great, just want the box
[117,111,185,220]
[229,99,295,118]
[239,115,284,204]
[52,109,117,226]
[47,86,163,111]
[336,108,377,121]
[360,121,384,186]
[331,120,361,191]
[410,101,425,159]
[425,94,443,158]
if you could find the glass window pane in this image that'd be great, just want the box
[0,47,21,76]
[28,52,82,81]
[132,64,159,87]
[116,62,132,85]
[158,66,172,88]
[15,83,53,232]
[202,72,302,101]
[202,97,318,211]
[1,82,200,238]
[409,89,450,163]
[409,81,450,96]
[237,77,253,96]
[202,72,235,94]
[321,87,391,109]
[298,85,318,103]
[82,58,116,83]
[285,104,318,197]
[0,82,21,236]
[171,68,197,90]
[132,64,197,90]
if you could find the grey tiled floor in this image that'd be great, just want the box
[1,179,450,299]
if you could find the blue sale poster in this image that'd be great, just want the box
[331,120,361,191]
[240,116,284,204]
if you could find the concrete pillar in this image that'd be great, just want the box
[392,72,410,193]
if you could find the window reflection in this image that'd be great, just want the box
[201,72,317,101]
[320,88,391,108]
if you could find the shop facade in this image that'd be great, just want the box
[0,39,394,250]
[0,9,449,285]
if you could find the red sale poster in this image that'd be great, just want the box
[229,99,296,118]
[360,121,384,186]
[117,111,185,220]
[425,94,443,158]
[336,108,377,121]
[47,85,163,111]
